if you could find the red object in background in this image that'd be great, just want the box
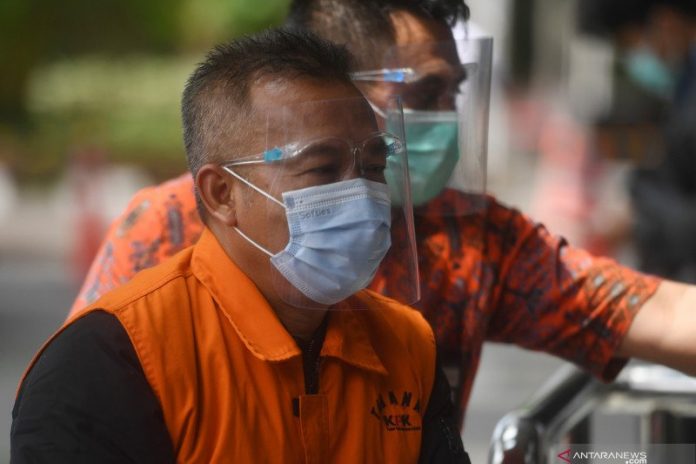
[532,110,594,248]
[508,92,616,257]
[69,146,108,280]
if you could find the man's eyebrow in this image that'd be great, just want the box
[409,73,448,89]
[407,64,467,89]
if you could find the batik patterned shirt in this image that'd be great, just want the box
[71,173,661,418]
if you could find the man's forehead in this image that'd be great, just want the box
[390,9,456,47]
[386,10,460,69]
[271,101,377,142]
[250,78,377,141]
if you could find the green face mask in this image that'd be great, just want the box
[387,110,460,206]
[625,48,675,99]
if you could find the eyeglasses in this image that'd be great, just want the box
[224,131,404,183]
[351,68,420,84]
[352,65,468,112]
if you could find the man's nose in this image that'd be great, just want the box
[345,148,363,180]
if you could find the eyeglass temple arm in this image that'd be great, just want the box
[225,147,287,167]
[350,68,417,83]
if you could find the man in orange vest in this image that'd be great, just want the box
[68,0,696,428]
[11,30,470,463]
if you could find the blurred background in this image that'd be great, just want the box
[1,0,694,462]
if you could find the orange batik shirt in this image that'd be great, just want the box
[71,172,661,418]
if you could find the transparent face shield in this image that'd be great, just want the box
[223,96,419,310]
[352,37,493,216]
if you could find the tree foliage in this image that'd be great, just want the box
[0,0,291,183]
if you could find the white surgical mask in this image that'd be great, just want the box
[224,167,392,305]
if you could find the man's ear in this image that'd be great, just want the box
[196,164,237,227]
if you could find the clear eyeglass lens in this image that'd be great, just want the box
[357,133,403,183]
[277,133,402,182]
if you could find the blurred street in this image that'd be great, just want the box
[0,258,78,463]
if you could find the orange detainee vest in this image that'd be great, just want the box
[42,228,436,463]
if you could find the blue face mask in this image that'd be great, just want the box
[625,48,676,99]
[223,169,392,306]
[386,110,460,206]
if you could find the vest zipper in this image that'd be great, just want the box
[292,318,328,416]
[305,333,323,395]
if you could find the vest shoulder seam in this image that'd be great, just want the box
[106,268,195,316]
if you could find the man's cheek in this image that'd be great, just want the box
[266,207,290,252]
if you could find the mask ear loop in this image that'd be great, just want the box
[222,165,282,257]
[233,226,273,258]
[222,166,284,208]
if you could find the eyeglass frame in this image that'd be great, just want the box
[223,130,405,170]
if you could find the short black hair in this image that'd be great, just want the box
[181,28,353,218]
[649,0,696,17]
[286,0,470,69]
[579,0,696,37]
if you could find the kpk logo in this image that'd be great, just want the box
[370,390,422,431]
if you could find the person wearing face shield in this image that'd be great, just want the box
[10,30,471,463]
[67,0,696,431]
[586,0,696,281]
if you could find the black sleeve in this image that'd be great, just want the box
[11,311,175,464]
[418,352,471,464]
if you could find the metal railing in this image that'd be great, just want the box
[488,363,696,463]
